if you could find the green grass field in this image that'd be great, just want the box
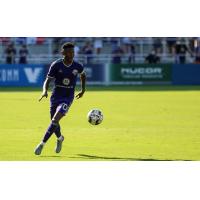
[0,85,200,161]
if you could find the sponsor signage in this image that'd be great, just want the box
[0,64,44,86]
[110,64,172,84]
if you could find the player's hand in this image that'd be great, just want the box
[75,90,85,99]
[38,91,48,102]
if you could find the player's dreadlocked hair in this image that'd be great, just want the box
[62,42,75,50]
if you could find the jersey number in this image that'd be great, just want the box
[62,103,68,111]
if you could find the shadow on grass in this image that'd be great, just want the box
[0,85,200,92]
[36,154,193,161]
[74,154,192,161]
[40,155,62,158]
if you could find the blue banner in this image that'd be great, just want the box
[83,64,105,83]
[172,64,200,85]
[0,64,44,86]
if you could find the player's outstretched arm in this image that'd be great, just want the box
[76,72,86,99]
[38,77,53,101]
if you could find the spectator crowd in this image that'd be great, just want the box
[1,37,200,64]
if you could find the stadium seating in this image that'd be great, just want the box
[0,37,196,64]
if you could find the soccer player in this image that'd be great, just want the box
[34,42,86,155]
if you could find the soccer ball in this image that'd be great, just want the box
[87,109,103,125]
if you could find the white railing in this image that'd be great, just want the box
[0,53,195,64]
[0,37,197,64]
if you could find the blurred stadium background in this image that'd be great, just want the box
[0,37,200,86]
[0,37,200,64]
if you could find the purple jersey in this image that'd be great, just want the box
[47,58,84,104]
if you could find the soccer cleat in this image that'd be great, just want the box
[34,143,44,155]
[55,135,64,153]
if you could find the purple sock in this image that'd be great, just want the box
[42,121,58,143]
[54,124,61,138]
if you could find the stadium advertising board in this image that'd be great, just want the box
[78,64,105,85]
[109,64,172,84]
[172,64,200,85]
[0,64,44,86]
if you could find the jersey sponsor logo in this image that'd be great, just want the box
[63,78,70,85]
[24,68,43,83]
[72,69,78,76]
[56,85,73,88]
[58,69,63,73]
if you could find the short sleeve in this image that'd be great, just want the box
[47,61,57,78]
[78,63,84,74]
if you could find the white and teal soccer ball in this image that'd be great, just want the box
[87,109,103,125]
